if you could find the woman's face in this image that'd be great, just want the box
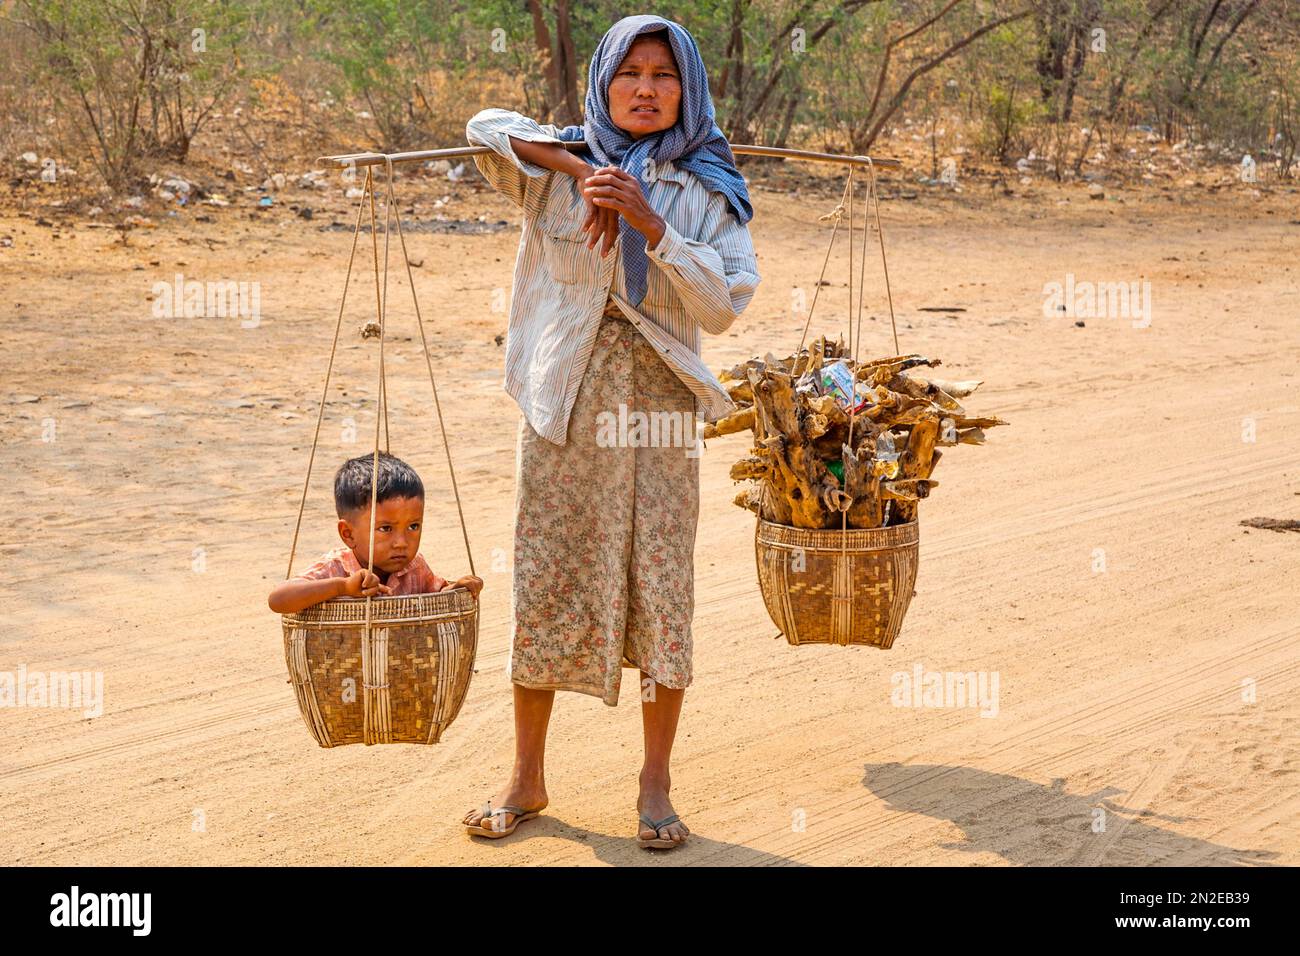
[607,35,681,139]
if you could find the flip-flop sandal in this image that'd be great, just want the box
[465,801,543,839]
[638,812,687,849]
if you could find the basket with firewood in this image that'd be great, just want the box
[706,335,1007,648]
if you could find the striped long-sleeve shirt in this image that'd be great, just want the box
[465,107,762,446]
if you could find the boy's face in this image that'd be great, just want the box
[338,496,424,574]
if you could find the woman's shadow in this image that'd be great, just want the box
[864,762,1279,866]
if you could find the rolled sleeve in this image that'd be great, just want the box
[645,192,761,336]
[465,108,566,208]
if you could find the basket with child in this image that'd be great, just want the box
[273,454,483,747]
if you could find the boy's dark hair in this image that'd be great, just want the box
[334,452,424,518]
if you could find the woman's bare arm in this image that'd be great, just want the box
[508,137,590,179]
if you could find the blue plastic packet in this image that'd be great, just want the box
[819,360,869,412]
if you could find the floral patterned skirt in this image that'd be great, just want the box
[509,307,700,706]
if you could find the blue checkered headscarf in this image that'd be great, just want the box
[553,15,753,307]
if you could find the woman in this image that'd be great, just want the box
[462,14,760,849]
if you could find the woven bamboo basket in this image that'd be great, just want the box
[282,588,478,747]
[754,516,919,648]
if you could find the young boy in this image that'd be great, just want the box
[269,452,483,614]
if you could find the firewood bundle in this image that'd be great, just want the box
[706,335,1007,529]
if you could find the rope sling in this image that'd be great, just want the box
[280,161,479,747]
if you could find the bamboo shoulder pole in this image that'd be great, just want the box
[317,141,901,170]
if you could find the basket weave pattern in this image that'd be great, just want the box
[282,589,478,747]
[754,517,919,648]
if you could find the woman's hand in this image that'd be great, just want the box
[574,163,621,258]
[581,166,667,251]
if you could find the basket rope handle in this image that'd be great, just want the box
[285,160,477,583]
[284,169,370,580]
[793,157,900,361]
[786,157,905,545]
[381,155,477,579]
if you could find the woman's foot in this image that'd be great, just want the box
[463,782,548,836]
[637,775,689,846]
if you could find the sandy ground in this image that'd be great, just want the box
[2,171,1297,865]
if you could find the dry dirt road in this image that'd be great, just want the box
[2,174,1296,865]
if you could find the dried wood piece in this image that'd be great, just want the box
[724,379,753,404]
[927,378,983,398]
[854,354,940,377]
[703,406,755,439]
[903,417,939,478]
[715,341,1003,528]
[951,415,1009,429]
[760,481,794,526]
[1239,517,1300,533]
[804,411,830,440]
[729,455,772,482]
[890,373,967,413]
